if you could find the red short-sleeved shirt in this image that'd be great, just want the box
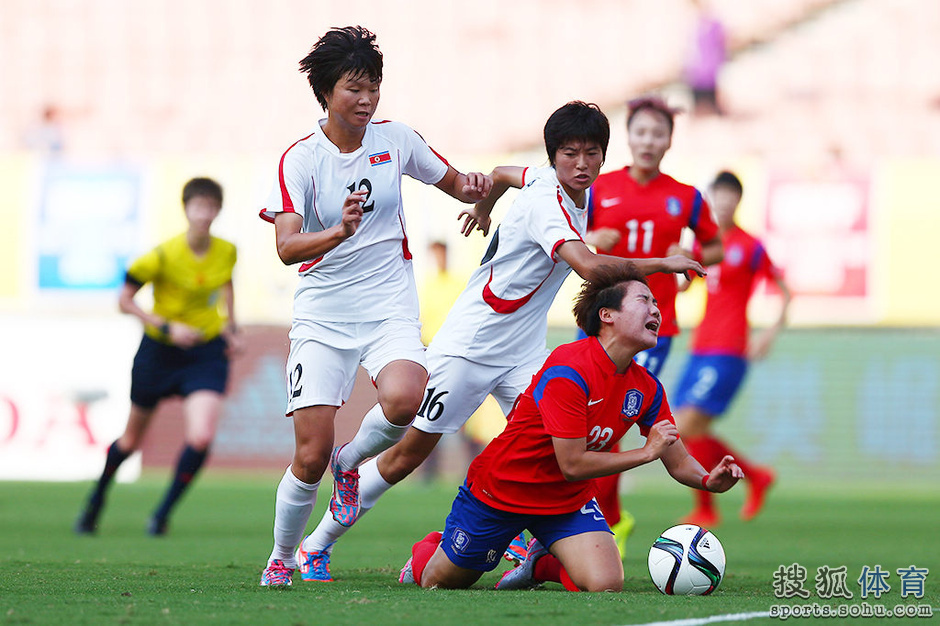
[467,337,674,515]
[589,169,719,336]
[691,225,782,356]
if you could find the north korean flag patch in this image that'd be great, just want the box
[369,151,391,166]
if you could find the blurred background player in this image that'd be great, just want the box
[683,0,727,117]
[256,26,492,587]
[398,265,742,592]
[673,170,791,526]
[295,102,705,582]
[583,95,724,553]
[74,176,240,536]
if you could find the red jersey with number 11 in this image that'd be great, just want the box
[589,170,719,337]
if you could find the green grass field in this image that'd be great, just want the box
[1,473,937,625]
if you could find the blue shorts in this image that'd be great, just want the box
[672,353,747,417]
[130,335,230,408]
[634,335,672,377]
[574,331,672,377]
[440,483,612,572]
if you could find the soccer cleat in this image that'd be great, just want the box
[259,559,294,587]
[503,531,528,563]
[329,444,361,527]
[147,516,168,536]
[495,538,548,590]
[399,556,415,584]
[74,505,100,535]
[611,509,636,558]
[296,543,333,582]
[741,467,775,521]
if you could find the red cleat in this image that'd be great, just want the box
[741,467,775,521]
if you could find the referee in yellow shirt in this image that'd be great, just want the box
[76,177,240,536]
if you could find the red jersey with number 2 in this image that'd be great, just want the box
[589,169,719,337]
[466,337,674,515]
[691,225,782,357]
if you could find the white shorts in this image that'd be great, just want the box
[285,317,427,414]
[412,346,548,435]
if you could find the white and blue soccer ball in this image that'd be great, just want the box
[648,524,725,595]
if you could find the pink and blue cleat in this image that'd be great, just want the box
[259,559,294,587]
[503,531,528,564]
[329,444,361,527]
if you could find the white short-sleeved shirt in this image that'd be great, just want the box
[260,119,449,323]
[430,166,586,366]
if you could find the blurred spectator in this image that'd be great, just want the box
[417,240,482,481]
[23,104,65,155]
[683,0,727,116]
[419,241,465,346]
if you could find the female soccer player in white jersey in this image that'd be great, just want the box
[257,26,492,587]
[293,102,706,582]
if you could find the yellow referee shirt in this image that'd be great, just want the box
[127,233,237,343]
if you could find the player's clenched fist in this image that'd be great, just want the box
[644,420,679,459]
[340,190,367,237]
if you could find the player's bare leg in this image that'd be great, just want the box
[550,531,624,592]
[417,545,484,589]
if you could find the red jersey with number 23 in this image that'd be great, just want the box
[466,336,674,515]
[589,170,719,337]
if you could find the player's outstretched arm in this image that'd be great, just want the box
[661,441,743,493]
[434,166,493,204]
[557,242,705,282]
[458,166,525,237]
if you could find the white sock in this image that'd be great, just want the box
[302,457,394,552]
[268,466,319,566]
[338,404,411,469]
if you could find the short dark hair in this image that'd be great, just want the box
[711,170,743,195]
[182,177,223,206]
[544,101,610,166]
[299,26,383,111]
[573,264,649,337]
[626,95,682,134]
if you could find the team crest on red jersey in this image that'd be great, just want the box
[666,196,681,216]
[622,390,644,419]
[369,151,391,166]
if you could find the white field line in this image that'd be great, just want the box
[622,611,772,626]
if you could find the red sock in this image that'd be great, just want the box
[702,435,757,476]
[684,435,723,470]
[533,553,580,592]
[695,484,715,511]
[684,436,720,514]
[409,531,442,586]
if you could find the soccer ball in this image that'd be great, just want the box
[648,524,725,595]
